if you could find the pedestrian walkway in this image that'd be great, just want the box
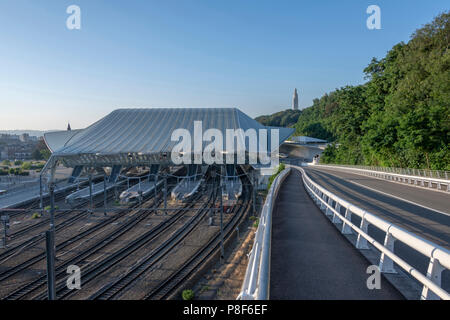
[270,168,404,299]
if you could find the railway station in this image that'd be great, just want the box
[0,107,296,300]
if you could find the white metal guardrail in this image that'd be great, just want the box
[298,166,450,300]
[318,164,449,179]
[313,164,450,192]
[237,167,291,300]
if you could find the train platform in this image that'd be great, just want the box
[269,168,404,299]
[0,181,76,209]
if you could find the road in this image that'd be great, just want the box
[303,166,450,291]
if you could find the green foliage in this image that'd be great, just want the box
[21,162,32,170]
[14,160,23,166]
[267,163,286,190]
[253,218,260,228]
[296,12,450,170]
[44,205,59,212]
[32,140,51,160]
[255,109,301,127]
[1,160,10,166]
[31,212,41,219]
[40,149,51,160]
[8,167,28,175]
[182,289,195,300]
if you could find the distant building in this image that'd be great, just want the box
[289,136,327,144]
[292,88,299,110]
[0,133,39,160]
[19,133,29,142]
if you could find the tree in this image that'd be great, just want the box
[289,11,450,170]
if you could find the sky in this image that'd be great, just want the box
[0,0,448,130]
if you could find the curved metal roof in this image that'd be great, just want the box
[45,108,294,167]
[44,129,84,152]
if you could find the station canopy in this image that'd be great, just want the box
[44,108,294,168]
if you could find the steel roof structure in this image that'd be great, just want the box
[43,108,294,173]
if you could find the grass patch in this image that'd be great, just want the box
[44,205,59,212]
[31,212,41,219]
[200,285,210,294]
[182,289,195,301]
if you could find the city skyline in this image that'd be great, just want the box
[0,1,449,130]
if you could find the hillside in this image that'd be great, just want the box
[255,109,301,127]
[294,12,449,170]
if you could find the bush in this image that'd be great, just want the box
[1,160,10,166]
[182,289,195,301]
[31,212,41,219]
[21,162,32,170]
[14,160,23,166]
[44,205,59,212]
[267,163,286,191]
[253,218,260,228]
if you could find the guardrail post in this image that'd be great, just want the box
[325,197,333,216]
[341,208,352,234]
[421,258,445,300]
[332,203,341,223]
[379,231,397,273]
[320,193,326,211]
[356,215,369,249]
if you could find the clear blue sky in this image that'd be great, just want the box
[0,0,448,130]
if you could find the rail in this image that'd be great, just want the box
[313,164,450,192]
[237,167,291,300]
[298,166,450,300]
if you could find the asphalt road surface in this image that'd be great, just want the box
[303,166,450,292]
[270,169,404,300]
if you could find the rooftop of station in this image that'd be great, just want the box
[44,108,294,168]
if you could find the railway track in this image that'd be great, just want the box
[0,192,139,284]
[88,182,218,300]
[1,169,187,300]
[144,171,251,300]
[0,192,114,263]
[45,188,212,300]
[0,172,151,263]
[2,193,165,300]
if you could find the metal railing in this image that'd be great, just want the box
[299,166,450,300]
[314,164,450,192]
[320,164,449,179]
[237,167,291,300]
